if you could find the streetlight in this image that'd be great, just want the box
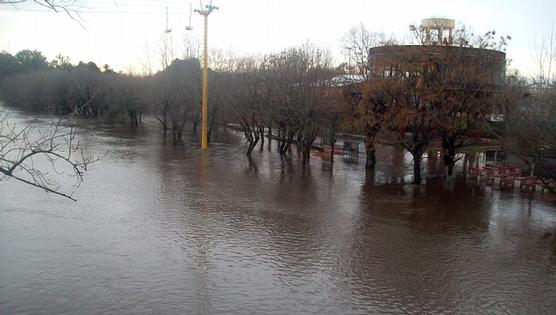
[190,1,218,149]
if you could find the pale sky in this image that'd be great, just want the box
[1,0,555,76]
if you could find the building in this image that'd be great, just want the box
[370,18,505,84]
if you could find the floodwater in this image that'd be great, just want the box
[1,108,556,314]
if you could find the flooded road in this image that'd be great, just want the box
[1,110,556,314]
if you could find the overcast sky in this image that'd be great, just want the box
[1,0,555,76]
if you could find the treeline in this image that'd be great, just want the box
[1,24,555,184]
[0,50,146,122]
[216,45,340,160]
[0,45,344,157]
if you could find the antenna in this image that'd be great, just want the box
[186,2,193,30]
[165,7,172,33]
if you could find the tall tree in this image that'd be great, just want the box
[15,49,48,73]
[151,58,201,141]
[268,44,335,163]
[342,24,389,79]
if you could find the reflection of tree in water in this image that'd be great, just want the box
[246,156,259,175]
[360,176,491,228]
[153,146,331,304]
[344,175,556,312]
[117,124,556,312]
[364,145,412,184]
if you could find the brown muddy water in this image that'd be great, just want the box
[1,109,556,314]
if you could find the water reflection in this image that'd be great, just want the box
[1,110,556,314]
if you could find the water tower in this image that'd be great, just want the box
[421,18,455,45]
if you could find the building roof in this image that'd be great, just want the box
[328,74,366,87]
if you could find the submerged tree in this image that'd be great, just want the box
[499,75,556,186]
[228,70,267,155]
[0,112,95,200]
[150,58,201,141]
[354,81,387,169]
[355,23,508,180]
[267,44,335,163]
[409,24,509,176]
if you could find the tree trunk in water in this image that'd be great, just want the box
[443,175,456,191]
[279,131,293,155]
[267,127,272,151]
[366,148,376,169]
[259,129,265,151]
[245,130,259,156]
[161,113,168,135]
[301,145,311,164]
[364,136,377,169]
[246,142,257,156]
[128,110,138,128]
[278,129,285,154]
[413,156,422,184]
[176,124,184,141]
[277,129,283,153]
[330,141,335,164]
[443,147,456,177]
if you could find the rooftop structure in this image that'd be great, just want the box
[421,18,455,45]
[328,74,366,87]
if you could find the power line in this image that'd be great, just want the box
[0,0,191,14]
[0,7,189,15]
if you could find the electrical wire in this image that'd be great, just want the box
[0,0,193,15]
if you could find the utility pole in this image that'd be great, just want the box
[192,1,218,149]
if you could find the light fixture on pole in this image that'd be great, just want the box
[190,0,218,149]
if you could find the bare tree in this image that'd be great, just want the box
[151,58,201,141]
[268,44,335,163]
[499,75,556,190]
[104,73,146,127]
[182,36,201,60]
[0,1,95,200]
[0,111,95,201]
[1,0,86,26]
[342,24,389,79]
[535,26,556,86]
[229,72,266,155]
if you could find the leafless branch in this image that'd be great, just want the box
[0,110,97,201]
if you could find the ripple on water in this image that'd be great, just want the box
[1,111,556,314]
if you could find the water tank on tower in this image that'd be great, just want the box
[421,18,455,45]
